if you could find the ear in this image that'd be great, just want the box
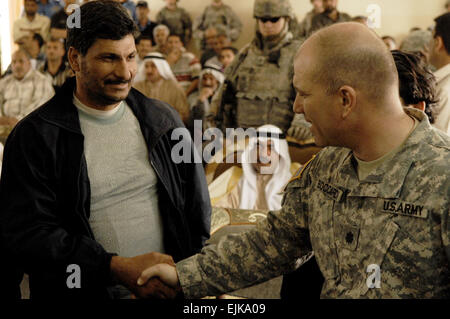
[412,101,426,112]
[338,85,356,119]
[67,47,81,72]
[435,35,445,52]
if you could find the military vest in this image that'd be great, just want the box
[232,36,301,132]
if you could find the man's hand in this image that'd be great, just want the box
[136,263,181,299]
[198,87,215,102]
[167,48,182,65]
[110,252,178,298]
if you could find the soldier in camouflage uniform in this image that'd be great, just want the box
[193,0,242,50]
[156,0,192,46]
[210,0,312,140]
[137,22,450,299]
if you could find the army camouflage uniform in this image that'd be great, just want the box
[193,4,242,50]
[156,7,192,46]
[210,0,312,139]
[310,11,352,36]
[176,108,450,298]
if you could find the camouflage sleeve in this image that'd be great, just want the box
[443,188,450,263]
[155,10,163,24]
[226,7,243,42]
[176,176,313,298]
[182,9,193,30]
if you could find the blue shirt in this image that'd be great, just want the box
[37,0,63,18]
[122,1,137,21]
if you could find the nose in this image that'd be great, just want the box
[293,93,304,114]
[115,58,134,81]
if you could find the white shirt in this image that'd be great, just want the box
[13,14,50,42]
[0,69,54,120]
[433,63,450,134]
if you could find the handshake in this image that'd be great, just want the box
[110,251,181,299]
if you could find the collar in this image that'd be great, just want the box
[333,108,433,198]
[15,69,33,82]
[43,60,68,74]
[38,77,178,149]
[434,63,450,82]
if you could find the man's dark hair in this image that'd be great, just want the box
[392,50,438,123]
[66,0,139,55]
[135,35,153,45]
[434,13,450,54]
[32,33,44,49]
[221,46,238,55]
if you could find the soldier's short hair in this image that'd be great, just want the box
[392,50,438,123]
[434,13,450,54]
[67,1,139,56]
[305,25,398,100]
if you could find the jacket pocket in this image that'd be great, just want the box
[358,219,399,296]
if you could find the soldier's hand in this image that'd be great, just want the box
[110,252,176,298]
[137,263,182,299]
[287,125,313,141]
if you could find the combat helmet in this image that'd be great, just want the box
[253,0,293,18]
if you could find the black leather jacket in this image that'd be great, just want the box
[0,77,211,299]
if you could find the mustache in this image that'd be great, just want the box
[104,79,131,85]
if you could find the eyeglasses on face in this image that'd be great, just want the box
[258,17,281,23]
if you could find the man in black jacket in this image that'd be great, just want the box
[0,0,210,299]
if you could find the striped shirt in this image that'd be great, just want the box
[0,69,54,120]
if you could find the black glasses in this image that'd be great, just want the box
[258,17,281,23]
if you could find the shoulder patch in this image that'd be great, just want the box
[287,155,316,184]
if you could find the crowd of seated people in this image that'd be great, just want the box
[4,0,448,139]
[0,0,450,300]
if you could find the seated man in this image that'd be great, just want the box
[153,24,170,55]
[133,35,154,83]
[134,53,190,125]
[38,38,73,90]
[210,125,300,211]
[166,34,201,96]
[14,0,50,45]
[0,50,54,127]
[218,46,238,70]
[204,29,232,68]
[24,33,46,70]
[187,62,224,136]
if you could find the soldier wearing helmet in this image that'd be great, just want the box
[211,0,312,141]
